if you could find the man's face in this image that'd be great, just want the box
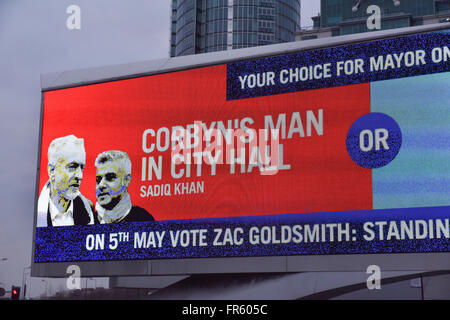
[49,155,85,201]
[96,161,130,209]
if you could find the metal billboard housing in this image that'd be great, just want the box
[32,23,450,278]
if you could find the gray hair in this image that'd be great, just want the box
[48,135,86,166]
[95,150,131,175]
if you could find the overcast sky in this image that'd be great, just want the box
[0,0,320,298]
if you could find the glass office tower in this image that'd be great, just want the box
[301,0,450,39]
[171,0,301,57]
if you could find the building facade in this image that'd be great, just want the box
[297,0,450,40]
[171,0,301,57]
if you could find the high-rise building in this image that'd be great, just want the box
[297,0,450,40]
[170,0,301,57]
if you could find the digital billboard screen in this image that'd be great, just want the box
[34,28,449,267]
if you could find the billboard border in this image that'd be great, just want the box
[31,253,450,278]
[32,23,450,278]
[41,23,450,92]
[31,91,45,276]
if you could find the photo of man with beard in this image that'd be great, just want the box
[36,135,95,227]
[94,150,154,223]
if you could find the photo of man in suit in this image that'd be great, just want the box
[37,135,95,227]
[94,150,154,223]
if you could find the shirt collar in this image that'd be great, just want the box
[49,196,74,221]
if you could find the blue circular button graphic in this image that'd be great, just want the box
[346,113,402,169]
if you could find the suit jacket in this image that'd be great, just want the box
[47,196,95,227]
